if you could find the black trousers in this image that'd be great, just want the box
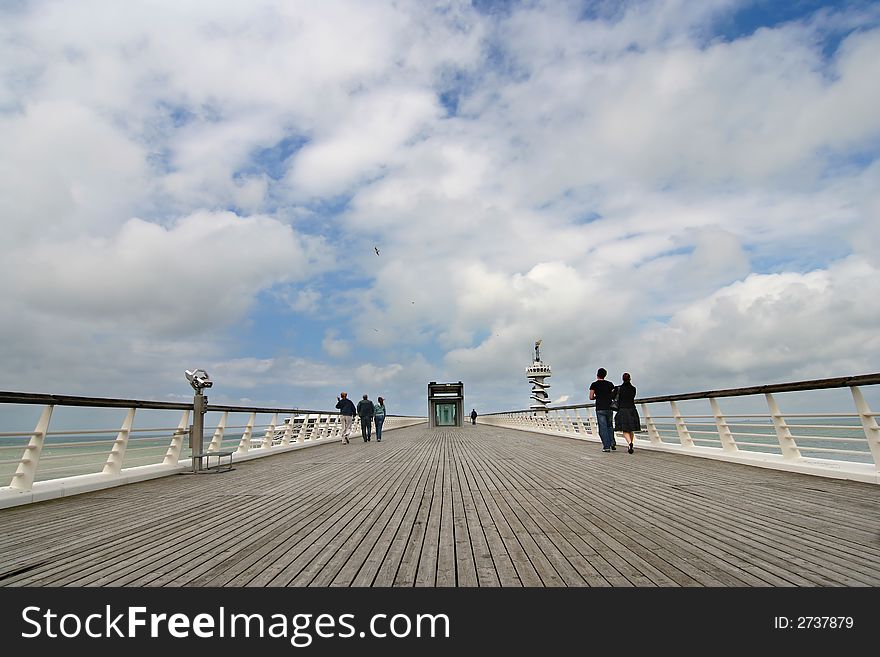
[360,418,372,440]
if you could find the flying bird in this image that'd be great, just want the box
[374,246,380,256]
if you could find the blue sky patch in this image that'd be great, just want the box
[236,135,309,181]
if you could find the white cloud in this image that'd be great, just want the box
[4,210,324,335]
[1,1,878,416]
[623,256,880,394]
[322,330,352,358]
[285,89,442,199]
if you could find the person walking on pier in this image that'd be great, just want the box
[357,394,375,442]
[373,396,387,442]
[470,408,478,425]
[613,372,640,454]
[336,392,356,444]
[589,368,617,452]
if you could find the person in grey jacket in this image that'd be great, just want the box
[357,394,375,442]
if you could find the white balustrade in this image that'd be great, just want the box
[481,376,880,485]
[236,413,256,454]
[102,408,136,475]
[261,413,278,449]
[851,386,880,471]
[765,393,801,459]
[9,405,54,491]
[208,412,228,452]
[163,410,191,465]
[669,401,695,448]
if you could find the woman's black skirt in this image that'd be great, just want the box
[614,406,641,432]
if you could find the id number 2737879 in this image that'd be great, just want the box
[774,617,853,629]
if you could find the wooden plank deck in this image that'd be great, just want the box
[1,424,879,587]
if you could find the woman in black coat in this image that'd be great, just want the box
[613,372,641,454]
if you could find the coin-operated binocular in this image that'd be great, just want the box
[185,369,212,472]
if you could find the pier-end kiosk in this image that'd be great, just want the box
[428,382,464,428]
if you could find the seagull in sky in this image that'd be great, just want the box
[374,246,380,255]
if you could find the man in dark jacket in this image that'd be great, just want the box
[357,394,375,442]
[470,409,478,425]
[589,368,617,452]
[335,392,356,444]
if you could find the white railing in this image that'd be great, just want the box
[482,373,880,484]
[0,392,425,508]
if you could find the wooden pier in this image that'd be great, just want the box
[1,424,878,587]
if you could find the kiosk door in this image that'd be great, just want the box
[435,403,457,426]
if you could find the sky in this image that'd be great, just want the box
[1,0,879,417]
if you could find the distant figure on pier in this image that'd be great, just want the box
[357,394,375,442]
[613,373,640,454]
[336,392,356,444]
[374,396,387,442]
[470,409,478,425]
[589,368,617,452]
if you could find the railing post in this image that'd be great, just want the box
[641,404,663,445]
[588,414,598,439]
[573,409,585,434]
[261,413,277,449]
[317,414,330,440]
[208,412,228,452]
[670,401,695,448]
[558,410,569,433]
[765,393,801,459]
[295,414,309,442]
[163,409,191,465]
[237,412,256,453]
[280,417,295,446]
[709,398,738,453]
[103,408,136,475]
[850,386,880,471]
[10,405,54,491]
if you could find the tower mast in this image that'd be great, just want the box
[526,339,551,412]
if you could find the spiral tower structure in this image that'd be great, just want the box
[526,340,551,412]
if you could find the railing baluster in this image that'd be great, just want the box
[670,401,695,448]
[709,399,738,453]
[10,405,54,491]
[280,416,294,446]
[641,404,662,445]
[237,412,256,453]
[850,386,880,471]
[296,413,311,443]
[765,393,801,459]
[573,409,584,434]
[262,413,277,449]
[163,409,191,465]
[208,412,228,452]
[103,408,136,475]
